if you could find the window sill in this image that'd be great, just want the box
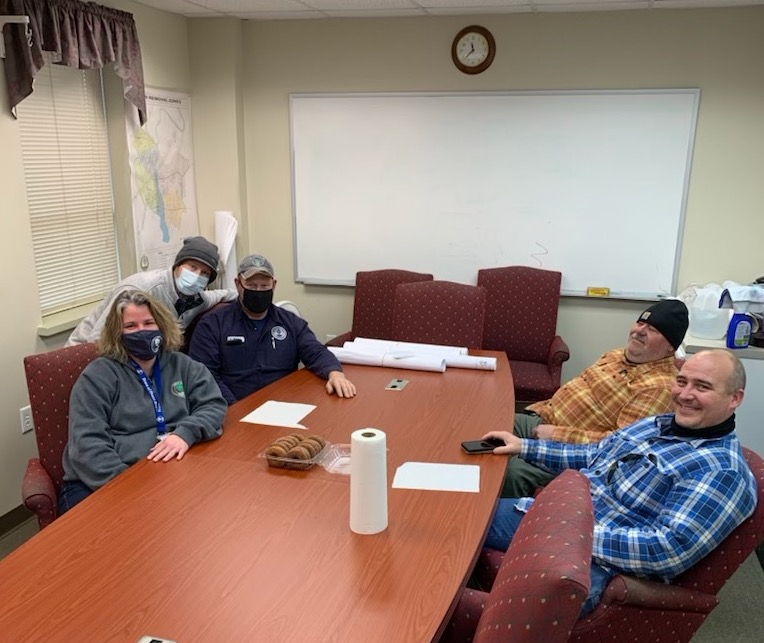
[37,304,92,338]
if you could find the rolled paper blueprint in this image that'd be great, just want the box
[443,355,497,371]
[350,337,468,356]
[350,428,388,535]
[341,342,495,371]
[328,347,446,373]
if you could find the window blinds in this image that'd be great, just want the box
[17,63,119,316]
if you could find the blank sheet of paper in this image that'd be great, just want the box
[392,462,480,493]
[240,400,316,429]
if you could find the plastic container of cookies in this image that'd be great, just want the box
[259,434,351,474]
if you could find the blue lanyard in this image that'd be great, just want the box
[131,359,167,435]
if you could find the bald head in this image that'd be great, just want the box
[672,350,745,430]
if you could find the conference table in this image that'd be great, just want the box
[0,350,514,642]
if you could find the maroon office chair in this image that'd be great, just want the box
[391,280,487,349]
[471,447,764,643]
[326,269,434,347]
[477,266,569,404]
[22,343,99,529]
[440,470,593,643]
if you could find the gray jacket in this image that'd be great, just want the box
[65,268,236,346]
[62,351,227,490]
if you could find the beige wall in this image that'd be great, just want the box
[237,9,764,379]
[0,0,190,516]
[3,6,764,517]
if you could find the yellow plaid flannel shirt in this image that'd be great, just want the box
[526,348,678,444]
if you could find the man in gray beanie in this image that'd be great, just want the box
[66,236,237,346]
[501,299,690,497]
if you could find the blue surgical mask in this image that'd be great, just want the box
[122,329,163,360]
[175,267,209,296]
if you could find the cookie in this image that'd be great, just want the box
[286,444,312,461]
[276,435,301,449]
[265,442,288,458]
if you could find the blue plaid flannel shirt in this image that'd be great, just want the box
[516,414,757,581]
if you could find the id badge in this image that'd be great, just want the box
[156,433,168,442]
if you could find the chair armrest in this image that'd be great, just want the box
[593,574,718,613]
[547,335,570,368]
[326,331,353,347]
[22,458,58,530]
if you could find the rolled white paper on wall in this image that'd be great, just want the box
[328,347,446,373]
[214,210,238,290]
[350,428,388,535]
[351,337,468,356]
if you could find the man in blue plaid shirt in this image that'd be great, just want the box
[483,349,757,616]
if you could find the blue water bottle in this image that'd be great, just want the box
[726,313,753,349]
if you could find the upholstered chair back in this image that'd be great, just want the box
[22,342,99,528]
[477,265,569,403]
[392,280,487,349]
[326,269,434,347]
[440,470,593,643]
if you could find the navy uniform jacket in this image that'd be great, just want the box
[188,302,343,405]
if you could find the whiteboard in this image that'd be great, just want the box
[289,90,699,298]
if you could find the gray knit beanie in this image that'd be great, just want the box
[173,236,219,283]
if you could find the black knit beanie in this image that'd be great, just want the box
[172,236,219,283]
[636,299,689,349]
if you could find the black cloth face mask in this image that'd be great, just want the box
[122,329,163,360]
[242,288,273,315]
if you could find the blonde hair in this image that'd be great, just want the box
[97,290,183,360]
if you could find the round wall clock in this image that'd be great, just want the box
[451,25,496,75]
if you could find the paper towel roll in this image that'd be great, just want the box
[350,428,388,535]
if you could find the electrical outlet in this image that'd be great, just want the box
[20,406,34,434]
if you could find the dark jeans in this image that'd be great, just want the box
[486,500,615,617]
[58,479,93,515]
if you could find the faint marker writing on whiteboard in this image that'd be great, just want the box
[530,242,549,268]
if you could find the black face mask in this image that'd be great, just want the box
[242,288,273,315]
[122,329,163,360]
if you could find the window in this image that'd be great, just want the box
[17,62,119,318]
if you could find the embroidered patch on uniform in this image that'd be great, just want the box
[271,326,287,341]
[171,381,186,397]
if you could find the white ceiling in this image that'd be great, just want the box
[132,0,764,20]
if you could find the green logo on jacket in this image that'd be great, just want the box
[171,380,186,398]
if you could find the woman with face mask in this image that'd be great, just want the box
[59,291,227,514]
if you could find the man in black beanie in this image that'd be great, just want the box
[66,236,237,346]
[501,299,690,497]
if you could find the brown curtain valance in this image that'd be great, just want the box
[1,0,146,123]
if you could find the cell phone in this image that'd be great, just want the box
[461,438,504,454]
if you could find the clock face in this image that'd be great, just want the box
[451,26,496,75]
[456,32,490,68]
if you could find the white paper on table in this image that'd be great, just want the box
[392,462,480,492]
[328,347,446,373]
[350,337,468,356]
[214,210,238,290]
[240,400,316,429]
